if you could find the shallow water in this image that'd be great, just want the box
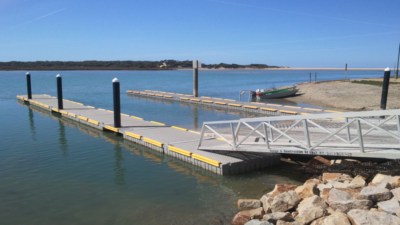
[0,70,381,224]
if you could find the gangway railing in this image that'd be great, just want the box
[198,109,400,159]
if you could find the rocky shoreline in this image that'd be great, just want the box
[232,172,400,225]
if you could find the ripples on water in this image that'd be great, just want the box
[0,70,380,224]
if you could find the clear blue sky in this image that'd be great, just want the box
[1,0,400,68]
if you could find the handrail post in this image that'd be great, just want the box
[263,123,270,149]
[356,119,365,153]
[230,123,237,150]
[345,118,351,142]
[197,124,206,148]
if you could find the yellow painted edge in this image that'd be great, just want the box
[104,125,120,133]
[188,130,200,134]
[77,115,88,121]
[324,110,342,113]
[279,110,298,115]
[190,98,201,102]
[201,100,213,103]
[125,131,142,140]
[150,121,166,126]
[51,108,60,113]
[60,110,68,115]
[201,96,211,98]
[243,105,259,109]
[121,113,130,117]
[261,107,278,112]
[228,103,242,107]
[171,126,188,131]
[88,119,100,126]
[192,154,221,167]
[180,97,190,100]
[303,107,323,111]
[168,145,192,157]
[163,95,173,98]
[67,112,76,117]
[143,137,163,148]
[130,115,144,120]
[214,102,227,105]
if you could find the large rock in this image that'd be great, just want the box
[370,174,400,189]
[392,187,400,201]
[297,195,328,214]
[377,198,400,216]
[232,208,264,225]
[271,191,301,213]
[348,175,366,189]
[347,209,400,225]
[244,219,273,225]
[238,199,262,210]
[267,184,298,198]
[262,212,293,223]
[260,195,273,213]
[295,178,320,199]
[310,212,351,225]
[327,188,372,213]
[295,207,326,225]
[276,220,302,225]
[317,183,333,193]
[322,173,352,183]
[358,186,393,202]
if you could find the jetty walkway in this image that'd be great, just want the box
[126,90,340,116]
[17,94,280,175]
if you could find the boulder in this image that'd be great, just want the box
[267,184,298,198]
[392,187,400,201]
[297,195,328,214]
[271,191,301,213]
[347,209,400,225]
[310,212,351,225]
[238,199,262,210]
[262,212,293,223]
[348,175,366,189]
[295,206,326,225]
[377,198,400,216]
[232,207,264,225]
[276,220,303,225]
[320,188,331,202]
[328,188,372,213]
[317,183,333,193]
[244,219,273,225]
[328,181,352,189]
[295,179,320,199]
[322,173,352,183]
[370,174,400,189]
[260,195,273,213]
[358,186,393,202]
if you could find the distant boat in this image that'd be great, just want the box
[253,86,299,99]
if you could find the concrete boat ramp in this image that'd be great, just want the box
[17,94,280,175]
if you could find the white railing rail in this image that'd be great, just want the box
[198,109,400,155]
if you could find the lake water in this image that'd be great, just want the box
[0,69,382,224]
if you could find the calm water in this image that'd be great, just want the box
[0,69,381,224]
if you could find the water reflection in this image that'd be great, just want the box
[58,120,68,156]
[28,108,37,141]
[192,106,199,130]
[113,142,126,186]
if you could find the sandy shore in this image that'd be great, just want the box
[285,78,400,111]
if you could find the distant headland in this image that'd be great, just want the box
[0,60,281,70]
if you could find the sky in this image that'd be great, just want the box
[1,0,400,68]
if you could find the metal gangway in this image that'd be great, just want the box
[198,109,400,159]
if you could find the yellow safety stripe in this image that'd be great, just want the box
[143,137,163,148]
[88,119,100,126]
[243,105,259,109]
[77,115,88,121]
[261,107,278,112]
[180,97,190,100]
[125,131,142,140]
[60,110,68,115]
[168,145,191,157]
[192,154,221,167]
[51,108,60,113]
[324,110,341,113]
[130,115,143,120]
[104,125,119,133]
[163,95,173,98]
[228,103,242,107]
[201,100,213,103]
[150,121,166,126]
[214,102,227,105]
[67,112,76,117]
[190,98,201,102]
[279,110,298,115]
[171,126,188,131]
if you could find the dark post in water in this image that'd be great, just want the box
[193,60,200,97]
[56,74,63,109]
[380,68,391,110]
[113,78,121,128]
[26,72,32,99]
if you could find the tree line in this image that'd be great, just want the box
[0,60,280,70]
